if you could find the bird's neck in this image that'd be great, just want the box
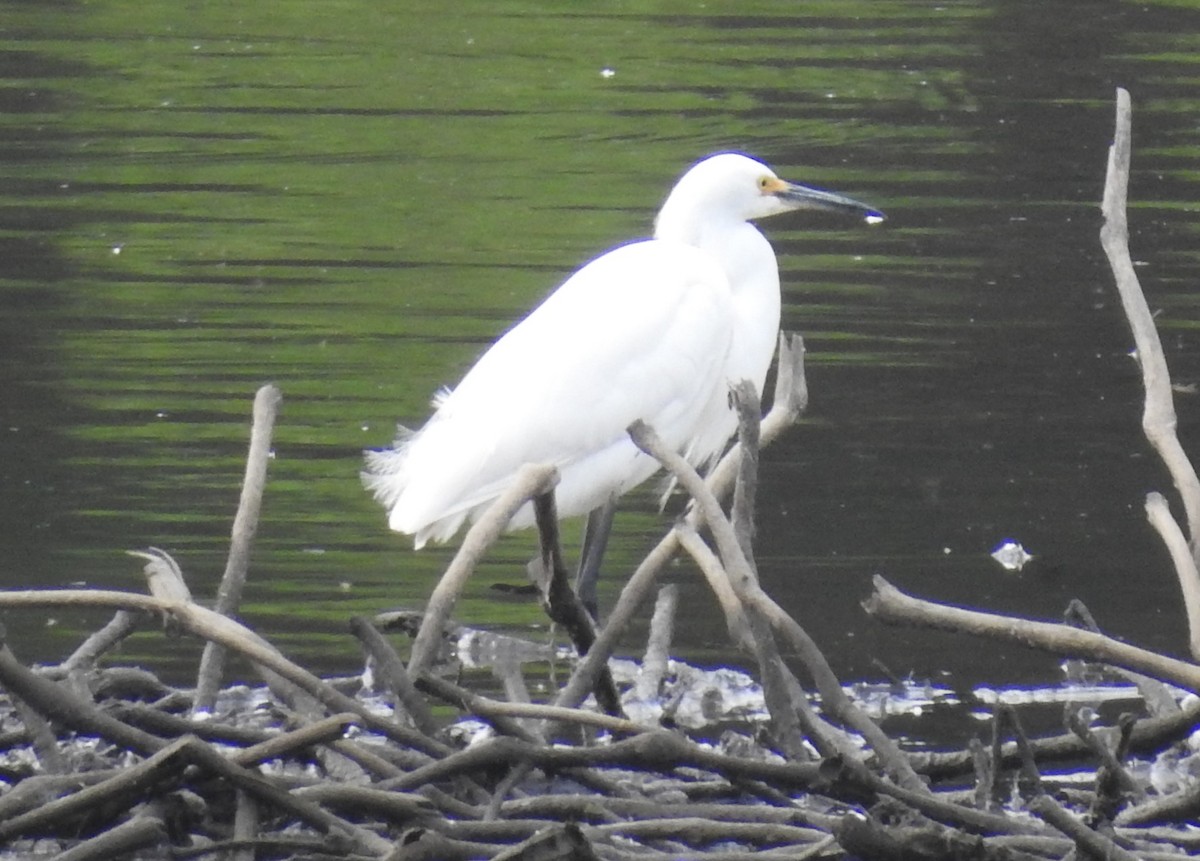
[654,215,781,391]
[656,216,776,295]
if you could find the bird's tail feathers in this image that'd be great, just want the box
[361,423,418,511]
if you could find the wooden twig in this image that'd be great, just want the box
[415,671,543,743]
[10,689,64,773]
[1100,87,1200,655]
[635,584,677,703]
[864,575,1200,692]
[0,736,188,841]
[969,737,994,811]
[51,815,167,861]
[730,379,761,563]
[530,489,624,718]
[0,588,163,613]
[176,734,394,856]
[0,771,117,822]
[417,672,644,737]
[1065,709,1145,807]
[378,729,826,796]
[553,334,808,715]
[1064,598,1180,718]
[491,823,601,861]
[1029,794,1140,861]
[676,524,754,651]
[58,610,143,673]
[292,784,434,825]
[407,462,559,675]
[552,527,678,712]
[0,634,167,758]
[233,712,359,767]
[1113,776,1200,828]
[1145,491,1200,659]
[348,614,439,735]
[195,383,283,714]
[0,582,454,763]
[997,704,1044,797]
[231,790,259,861]
[629,419,926,793]
[911,693,1200,782]
[594,817,827,846]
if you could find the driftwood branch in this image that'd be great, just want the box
[864,575,1200,693]
[1100,87,1200,658]
[195,383,282,714]
[628,418,926,793]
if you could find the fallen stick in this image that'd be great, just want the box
[0,736,188,841]
[1113,775,1200,827]
[676,522,753,651]
[233,712,360,767]
[0,634,167,758]
[348,614,439,735]
[1145,491,1200,660]
[1029,794,1141,861]
[378,730,825,796]
[0,771,117,822]
[911,692,1200,781]
[593,817,828,847]
[0,585,453,760]
[51,815,167,861]
[58,609,142,673]
[864,575,1200,693]
[293,784,434,825]
[421,677,648,736]
[168,836,378,860]
[231,789,258,861]
[176,734,394,857]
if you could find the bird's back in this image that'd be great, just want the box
[363,238,739,547]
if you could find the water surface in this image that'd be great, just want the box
[2,0,1200,688]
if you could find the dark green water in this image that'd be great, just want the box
[2,0,1200,687]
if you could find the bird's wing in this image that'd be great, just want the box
[380,238,736,535]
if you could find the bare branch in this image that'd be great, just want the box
[195,383,283,714]
[1101,88,1200,574]
[407,462,559,675]
[865,575,1200,692]
[1145,492,1200,659]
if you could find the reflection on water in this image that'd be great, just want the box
[2,1,1200,686]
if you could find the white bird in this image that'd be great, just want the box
[364,152,882,552]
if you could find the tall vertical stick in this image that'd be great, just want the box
[193,384,283,715]
[1099,88,1200,658]
[1101,89,1200,551]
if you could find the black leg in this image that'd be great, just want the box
[576,497,617,620]
[531,490,624,718]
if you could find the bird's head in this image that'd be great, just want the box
[655,152,883,240]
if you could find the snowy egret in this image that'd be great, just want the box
[364,153,883,553]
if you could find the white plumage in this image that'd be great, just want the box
[364,153,882,548]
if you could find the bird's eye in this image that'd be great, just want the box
[757,176,773,192]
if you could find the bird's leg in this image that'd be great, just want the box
[576,497,617,620]
[531,490,625,718]
[532,490,569,588]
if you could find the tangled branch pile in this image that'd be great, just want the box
[1,89,1198,861]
